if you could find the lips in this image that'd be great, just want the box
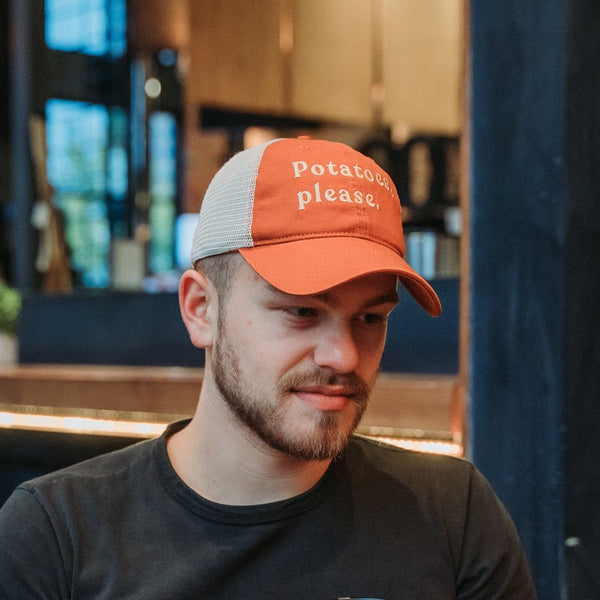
[282,369,371,413]
[291,385,355,411]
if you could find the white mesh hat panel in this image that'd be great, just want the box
[189,139,280,263]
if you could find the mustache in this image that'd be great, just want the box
[279,369,372,403]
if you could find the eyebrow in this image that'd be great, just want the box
[358,291,400,310]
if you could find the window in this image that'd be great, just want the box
[45,0,126,57]
[42,0,180,290]
[46,99,128,287]
[149,112,177,274]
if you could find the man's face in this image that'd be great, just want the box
[210,260,398,461]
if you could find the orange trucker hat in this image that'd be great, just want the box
[190,136,441,317]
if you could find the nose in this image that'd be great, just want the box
[312,321,360,374]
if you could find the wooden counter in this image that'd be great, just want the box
[0,364,463,444]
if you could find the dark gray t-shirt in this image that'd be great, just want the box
[0,421,536,599]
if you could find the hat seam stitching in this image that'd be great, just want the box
[249,232,402,250]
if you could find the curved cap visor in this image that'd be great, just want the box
[239,237,442,317]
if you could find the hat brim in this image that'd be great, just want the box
[239,237,442,317]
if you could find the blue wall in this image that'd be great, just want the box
[18,278,459,374]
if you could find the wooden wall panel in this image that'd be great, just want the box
[0,365,458,440]
[291,0,372,123]
[186,0,284,114]
[382,0,463,134]
[185,0,462,132]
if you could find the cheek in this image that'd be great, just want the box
[357,326,388,359]
[236,309,305,360]
[354,333,388,382]
[229,318,292,372]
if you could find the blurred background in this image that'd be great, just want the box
[0,2,599,598]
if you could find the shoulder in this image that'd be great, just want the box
[15,435,157,507]
[348,435,475,484]
[345,437,529,550]
[345,436,504,515]
[3,420,187,518]
[344,437,536,592]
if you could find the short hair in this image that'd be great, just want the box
[194,251,242,301]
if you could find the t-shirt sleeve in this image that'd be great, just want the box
[0,486,69,599]
[455,466,538,600]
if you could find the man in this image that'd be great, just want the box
[0,137,536,598]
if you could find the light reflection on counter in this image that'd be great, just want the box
[0,405,462,456]
[0,404,177,439]
[363,435,463,456]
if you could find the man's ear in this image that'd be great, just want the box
[179,269,218,349]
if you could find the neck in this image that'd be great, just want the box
[167,379,332,506]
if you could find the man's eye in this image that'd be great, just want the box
[360,312,386,325]
[285,306,318,319]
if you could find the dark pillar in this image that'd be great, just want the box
[469,2,566,598]
[563,1,600,597]
[9,0,34,290]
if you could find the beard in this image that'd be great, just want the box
[211,317,372,461]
